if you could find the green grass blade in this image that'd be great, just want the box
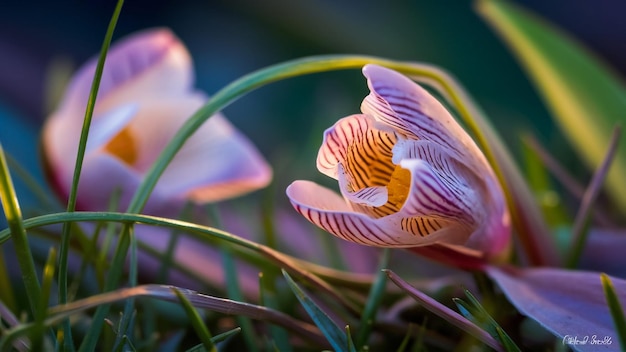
[171,287,216,352]
[1,284,326,350]
[0,248,17,313]
[456,290,521,352]
[282,269,348,351]
[2,210,362,315]
[345,325,357,352]
[0,143,41,314]
[78,224,131,352]
[259,272,292,352]
[124,55,548,267]
[477,0,626,213]
[116,226,138,348]
[566,127,621,268]
[207,206,258,352]
[355,248,390,349]
[212,327,242,344]
[31,247,58,351]
[385,270,503,351]
[600,273,626,350]
[56,0,124,350]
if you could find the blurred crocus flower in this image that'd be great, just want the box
[43,28,271,214]
[287,64,510,265]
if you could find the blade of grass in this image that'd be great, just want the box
[453,290,521,352]
[566,126,621,268]
[345,325,357,352]
[0,210,362,317]
[57,1,124,350]
[0,284,328,350]
[600,273,626,350]
[116,225,138,348]
[0,248,16,313]
[259,272,292,352]
[78,224,131,352]
[211,327,242,344]
[282,269,349,352]
[171,287,216,352]
[522,134,614,228]
[355,248,390,349]
[477,0,626,213]
[5,152,60,212]
[207,205,258,352]
[0,143,41,315]
[123,54,552,267]
[33,247,58,350]
[384,269,503,352]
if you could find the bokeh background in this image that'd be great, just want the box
[1,0,625,213]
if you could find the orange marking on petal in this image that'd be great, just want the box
[104,128,138,166]
[386,165,411,211]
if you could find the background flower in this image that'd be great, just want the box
[42,28,271,214]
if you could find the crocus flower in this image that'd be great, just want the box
[286,64,510,264]
[43,28,271,214]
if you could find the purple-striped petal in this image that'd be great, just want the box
[287,64,510,260]
[361,64,491,177]
[287,180,469,248]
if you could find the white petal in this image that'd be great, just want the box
[58,28,193,118]
[86,104,138,152]
[158,113,272,203]
[286,180,468,247]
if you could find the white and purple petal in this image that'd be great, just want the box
[287,180,469,248]
[361,64,491,177]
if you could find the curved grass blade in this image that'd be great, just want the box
[171,287,216,352]
[566,126,621,268]
[385,270,503,352]
[0,143,41,315]
[0,284,327,350]
[601,273,626,351]
[282,269,351,352]
[121,53,553,265]
[477,0,626,213]
[0,211,361,317]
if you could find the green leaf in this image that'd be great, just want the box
[600,273,626,350]
[282,269,348,351]
[477,0,626,213]
[171,287,216,352]
[355,248,390,348]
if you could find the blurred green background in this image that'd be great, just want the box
[1,0,625,212]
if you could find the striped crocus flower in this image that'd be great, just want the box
[287,64,510,264]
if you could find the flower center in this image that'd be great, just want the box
[104,127,138,166]
[386,164,411,209]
